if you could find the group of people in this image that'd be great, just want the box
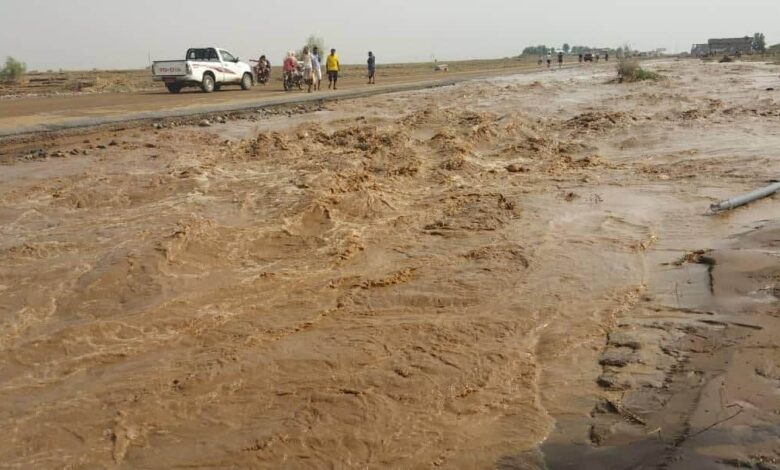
[273,48,376,92]
[537,51,610,68]
[540,52,565,68]
[575,53,609,63]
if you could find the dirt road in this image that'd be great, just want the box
[0,60,567,137]
[1,60,779,468]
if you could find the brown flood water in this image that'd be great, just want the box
[1,60,779,468]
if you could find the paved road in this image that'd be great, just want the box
[0,64,585,137]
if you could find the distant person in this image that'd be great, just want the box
[558,52,563,68]
[605,53,609,62]
[311,46,323,90]
[301,46,314,92]
[326,48,340,90]
[283,51,298,72]
[546,53,552,68]
[263,55,272,79]
[595,54,600,63]
[578,53,583,63]
[367,51,376,84]
[283,50,298,86]
[255,54,270,81]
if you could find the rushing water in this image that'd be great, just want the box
[1,60,779,468]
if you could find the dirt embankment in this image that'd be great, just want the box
[0,57,540,99]
[0,56,565,138]
[1,59,779,468]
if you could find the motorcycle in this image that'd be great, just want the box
[283,63,306,91]
[250,60,270,85]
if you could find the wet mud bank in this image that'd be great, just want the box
[540,221,780,469]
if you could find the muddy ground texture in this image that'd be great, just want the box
[1,60,779,469]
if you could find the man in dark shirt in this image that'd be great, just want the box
[367,51,376,84]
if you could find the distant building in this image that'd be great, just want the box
[691,37,753,57]
[708,37,753,55]
[691,44,710,57]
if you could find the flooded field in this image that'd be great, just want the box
[1,60,779,468]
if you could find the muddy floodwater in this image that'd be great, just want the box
[1,60,779,468]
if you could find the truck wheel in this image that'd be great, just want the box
[241,73,252,90]
[166,84,182,94]
[201,74,215,93]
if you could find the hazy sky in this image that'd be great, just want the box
[1,0,778,70]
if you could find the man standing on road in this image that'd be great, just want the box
[546,52,552,69]
[327,48,340,90]
[367,51,376,84]
[301,46,314,93]
[312,46,323,91]
[558,51,564,69]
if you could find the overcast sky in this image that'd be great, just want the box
[1,0,778,70]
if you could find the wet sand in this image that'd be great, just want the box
[1,59,779,468]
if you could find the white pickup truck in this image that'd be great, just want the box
[152,47,253,93]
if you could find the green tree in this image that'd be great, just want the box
[752,33,766,53]
[521,45,550,56]
[303,35,325,55]
[0,56,26,82]
[563,43,571,53]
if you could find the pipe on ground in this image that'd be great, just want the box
[709,181,780,213]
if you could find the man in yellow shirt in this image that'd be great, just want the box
[326,48,340,90]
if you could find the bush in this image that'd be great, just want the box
[617,57,639,80]
[616,57,660,82]
[634,68,661,81]
[0,56,26,82]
